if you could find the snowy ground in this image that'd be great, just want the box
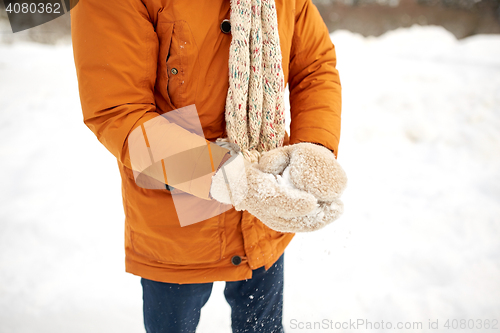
[0,25,499,333]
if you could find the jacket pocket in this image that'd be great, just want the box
[129,215,224,265]
[156,16,199,110]
[121,162,225,265]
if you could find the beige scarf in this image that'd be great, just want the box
[224,0,286,162]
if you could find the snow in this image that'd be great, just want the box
[1,25,499,332]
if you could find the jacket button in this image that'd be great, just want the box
[220,19,231,34]
[231,255,242,266]
[170,68,178,75]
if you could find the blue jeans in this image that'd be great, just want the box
[141,254,284,333]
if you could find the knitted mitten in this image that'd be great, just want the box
[210,153,319,218]
[255,142,348,232]
[258,142,347,201]
[246,196,344,233]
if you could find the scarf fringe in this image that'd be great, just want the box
[216,138,261,163]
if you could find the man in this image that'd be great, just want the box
[71,0,342,331]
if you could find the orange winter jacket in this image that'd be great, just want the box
[71,0,342,283]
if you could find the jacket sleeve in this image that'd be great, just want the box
[288,0,342,158]
[71,0,228,199]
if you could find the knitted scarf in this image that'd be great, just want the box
[224,0,286,162]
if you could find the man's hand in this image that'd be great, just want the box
[210,142,347,233]
[254,142,348,232]
[258,142,347,202]
[210,153,318,218]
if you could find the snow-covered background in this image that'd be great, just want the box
[0,25,499,332]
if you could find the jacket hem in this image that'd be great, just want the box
[125,257,253,284]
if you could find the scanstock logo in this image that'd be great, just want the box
[3,0,79,33]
